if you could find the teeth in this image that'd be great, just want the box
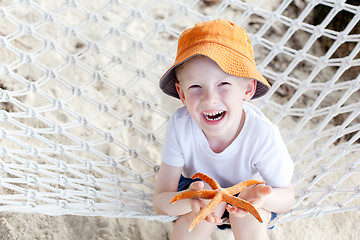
[204,111,223,116]
[203,111,225,121]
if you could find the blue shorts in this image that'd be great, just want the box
[177,175,277,230]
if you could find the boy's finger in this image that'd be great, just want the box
[205,214,222,224]
[235,208,247,215]
[260,185,272,195]
[226,205,246,216]
[189,181,204,191]
[205,215,215,223]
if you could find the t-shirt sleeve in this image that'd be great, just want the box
[161,112,185,167]
[253,125,294,188]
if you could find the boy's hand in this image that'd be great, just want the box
[188,181,223,224]
[226,184,272,217]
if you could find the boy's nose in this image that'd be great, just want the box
[201,89,219,105]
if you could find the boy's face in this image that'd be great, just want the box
[175,56,256,144]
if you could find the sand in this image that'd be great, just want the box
[0,211,358,239]
[0,0,359,239]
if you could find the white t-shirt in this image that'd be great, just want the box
[162,102,294,188]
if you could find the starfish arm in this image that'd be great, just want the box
[192,172,221,190]
[222,193,263,223]
[188,192,223,232]
[171,190,216,204]
[225,179,265,195]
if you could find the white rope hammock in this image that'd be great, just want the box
[0,0,359,226]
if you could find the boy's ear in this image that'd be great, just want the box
[175,82,186,105]
[243,79,257,101]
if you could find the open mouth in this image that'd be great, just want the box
[202,111,226,122]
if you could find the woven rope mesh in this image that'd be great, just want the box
[0,0,359,224]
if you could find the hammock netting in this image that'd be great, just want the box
[0,0,359,226]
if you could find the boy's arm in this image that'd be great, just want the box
[153,162,193,216]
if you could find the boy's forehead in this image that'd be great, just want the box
[178,55,218,72]
[179,55,212,69]
[175,55,208,81]
[176,56,220,80]
[183,55,216,68]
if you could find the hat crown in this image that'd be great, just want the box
[177,19,255,64]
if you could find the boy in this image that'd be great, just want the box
[153,19,295,240]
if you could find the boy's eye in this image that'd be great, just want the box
[219,82,230,86]
[189,85,201,89]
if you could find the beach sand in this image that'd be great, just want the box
[0,211,359,239]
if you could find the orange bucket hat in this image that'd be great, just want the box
[159,19,270,99]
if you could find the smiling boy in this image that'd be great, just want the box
[153,19,295,240]
[174,56,252,154]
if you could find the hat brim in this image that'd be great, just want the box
[159,42,270,99]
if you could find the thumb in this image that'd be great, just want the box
[189,181,204,191]
[260,185,272,195]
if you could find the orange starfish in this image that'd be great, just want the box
[171,172,265,232]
